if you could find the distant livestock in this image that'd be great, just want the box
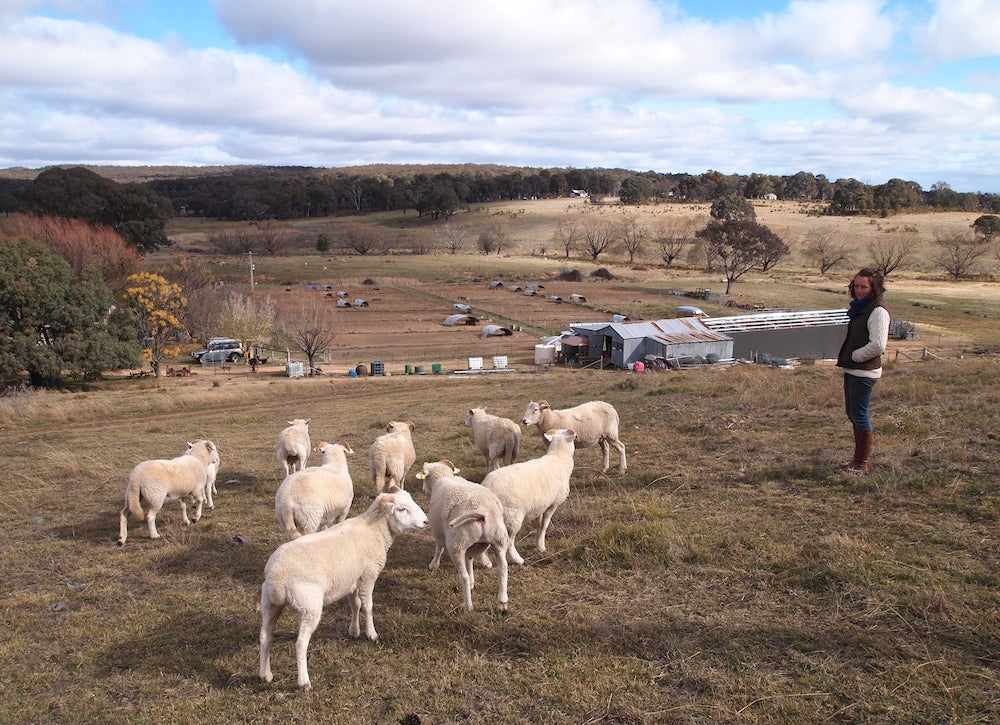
[521,400,626,473]
[258,487,428,690]
[369,420,416,494]
[117,439,220,546]
[276,418,311,476]
[465,407,520,472]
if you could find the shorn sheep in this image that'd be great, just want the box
[274,441,355,539]
[368,420,416,494]
[258,486,428,690]
[416,460,509,611]
[276,418,311,477]
[521,399,626,473]
[480,428,577,565]
[117,439,220,546]
[465,407,520,472]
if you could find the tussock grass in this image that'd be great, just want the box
[0,357,998,723]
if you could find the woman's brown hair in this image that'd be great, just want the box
[849,267,885,301]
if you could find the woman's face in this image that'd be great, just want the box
[852,275,872,299]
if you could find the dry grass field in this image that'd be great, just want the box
[1,199,999,724]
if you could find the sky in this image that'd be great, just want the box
[1,0,999,192]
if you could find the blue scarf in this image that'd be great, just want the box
[847,294,872,319]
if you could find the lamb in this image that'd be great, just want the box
[480,428,577,565]
[117,439,220,546]
[258,486,428,690]
[521,399,626,473]
[465,407,520,472]
[416,460,509,611]
[276,418,311,477]
[275,441,355,539]
[368,420,416,494]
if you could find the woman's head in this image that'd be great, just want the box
[849,267,885,301]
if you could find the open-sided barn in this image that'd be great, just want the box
[702,309,848,361]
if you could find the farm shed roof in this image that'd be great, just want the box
[572,318,732,344]
[703,309,848,333]
[560,335,589,346]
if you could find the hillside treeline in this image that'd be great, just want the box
[2,165,999,238]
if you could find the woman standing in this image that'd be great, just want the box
[836,268,890,474]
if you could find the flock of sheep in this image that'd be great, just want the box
[115,399,627,690]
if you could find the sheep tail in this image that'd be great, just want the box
[449,509,488,529]
[125,478,145,521]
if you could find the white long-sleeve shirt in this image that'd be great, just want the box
[845,307,890,379]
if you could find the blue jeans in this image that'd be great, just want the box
[844,374,877,432]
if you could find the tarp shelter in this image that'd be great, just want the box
[482,324,514,338]
[444,313,478,326]
[353,299,369,307]
[453,303,472,312]
[702,309,848,361]
[567,318,733,369]
[336,299,350,307]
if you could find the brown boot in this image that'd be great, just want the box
[845,430,872,474]
[839,428,863,471]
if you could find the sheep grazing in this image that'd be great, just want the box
[117,439,220,546]
[465,407,520,472]
[368,420,416,494]
[276,418,311,477]
[275,441,355,539]
[521,399,626,473]
[258,487,428,690]
[416,460,509,612]
[480,428,577,565]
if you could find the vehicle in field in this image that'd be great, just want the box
[192,337,244,364]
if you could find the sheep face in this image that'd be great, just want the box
[521,400,549,427]
[377,488,428,535]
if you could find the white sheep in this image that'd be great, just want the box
[276,418,311,477]
[117,439,220,546]
[203,456,219,510]
[416,460,509,612]
[521,399,626,473]
[480,428,577,565]
[368,420,416,494]
[258,487,428,690]
[465,407,520,472]
[274,441,355,539]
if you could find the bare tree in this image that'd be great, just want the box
[275,298,336,375]
[620,214,648,265]
[255,220,289,256]
[339,223,381,256]
[553,219,580,259]
[933,232,992,280]
[805,230,853,274]
[477,218,510,255]
[653,216,703,267]
[867,232,916,276]
[439,222,470,254]
[581,218,620,261]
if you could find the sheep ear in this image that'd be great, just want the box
[342,443,354,454]
[287,420,294,426]
[386,484,401,494]
[187,441,195,449]
[406,420,415,430]
[538,400,550,409]
[386,421,395,432]
[304,418,310,425]
[206,440,216,452]
[543,429,555,441]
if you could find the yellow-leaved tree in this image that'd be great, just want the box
[121,272,186,377]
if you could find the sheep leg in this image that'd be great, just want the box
[494,543,509,612]
[506,517,526,565]
[598,439,611,472]
[190,496,203,523]
[429,544,445,571]
[294,605,322,690]
[347,589,362,638]
[146,502,163,539]
[450,549,475,611]
[614,439,627,473]
[117,508,130,546]
[358,582,379,641]
[536,505,559,553]
[258,597,283,684]
[177,498,191,526]
[477,550,493,568]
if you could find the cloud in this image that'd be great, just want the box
[915,0,1000,62]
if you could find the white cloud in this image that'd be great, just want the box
[915,0,1000,62]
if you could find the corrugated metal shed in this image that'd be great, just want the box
[703,309,848,360]
[567,318,733,368]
